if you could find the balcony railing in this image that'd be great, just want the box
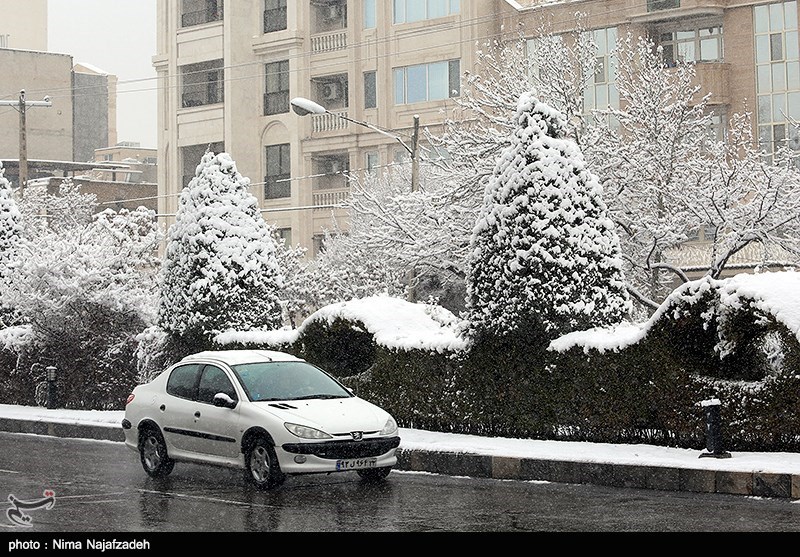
[311,110,349,133]
[311,30,348,54]
[313,189,349,210]
[181,4,224,27]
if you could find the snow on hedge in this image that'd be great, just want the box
[216,295,468,353]
[549,270,800,354]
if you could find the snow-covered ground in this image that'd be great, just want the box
[2,403,800,475]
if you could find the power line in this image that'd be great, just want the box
[0,6,630,106]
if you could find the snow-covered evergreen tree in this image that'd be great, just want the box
[466,93,631,342]
[158,151,283,347]
[0,162,22,275]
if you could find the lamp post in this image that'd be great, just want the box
[290,97,420,192]
[45,366,58,409]
[290,97,422,302]
[0,90,53,198]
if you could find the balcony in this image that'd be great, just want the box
[692,62,731,106]
[631,0,724,23]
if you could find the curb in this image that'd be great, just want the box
[3,417,798,500]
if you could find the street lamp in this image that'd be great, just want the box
[290,97,420,192]
[290,97,422,302]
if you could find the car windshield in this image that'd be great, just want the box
[232,361,353,402]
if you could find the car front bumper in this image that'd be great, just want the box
[276,436,401,474]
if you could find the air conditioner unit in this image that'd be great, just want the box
[322,82,341,100]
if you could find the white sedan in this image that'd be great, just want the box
[122,350,400,489]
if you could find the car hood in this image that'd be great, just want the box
[252,396,391,434]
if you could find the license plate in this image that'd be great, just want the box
[336,457,377,471]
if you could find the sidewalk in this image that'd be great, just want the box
[1,403,799,500]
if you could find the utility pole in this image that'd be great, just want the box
[0,90,52,198]
[410,114,420,193]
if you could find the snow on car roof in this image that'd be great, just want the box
[181,350,303,365]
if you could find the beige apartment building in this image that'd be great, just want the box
[0,0,47,51]
[155,0,798,267]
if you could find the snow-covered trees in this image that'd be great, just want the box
[158,151,284,349]
[0,163,22,278]
[466,93,631,341]
[684,111,800,279]
[0,180,163,409]
[586,35,713,309]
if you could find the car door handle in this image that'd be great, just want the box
[194,411,201,418]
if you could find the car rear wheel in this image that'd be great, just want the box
[357,466,392,481]
[138,427,175,478]
[244,437,285,490]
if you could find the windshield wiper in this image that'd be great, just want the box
[291,394,350,400]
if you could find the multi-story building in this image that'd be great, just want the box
[155,0,496,254]
[0,0,47,51]
[155,0,798,268]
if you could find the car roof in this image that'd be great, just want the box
[180,350,304,366]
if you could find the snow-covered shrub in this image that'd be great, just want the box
[466,92,630,344]
[0,162,21,278]
[1,198,163,409]
[349,347,472,433]
[158,151,284,352]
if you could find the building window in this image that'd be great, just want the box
[393,0,460,24]
[366,152,379,174]
[264,0,287,33]
[182,142,224,186]
[647,0,680,12]
[394,60,460,105]
[265,60,290,116]
[181,59,224,108]
[276,227,292,246]
[364,0,376,29]
[0,34,9,48]
[584,27,619,114]
[754,0,800,158]
[657,20,723,66]
[265,144,291,199]
[181,0,223,28]
[364,71,377,109]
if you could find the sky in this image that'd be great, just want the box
[47,0,158,149]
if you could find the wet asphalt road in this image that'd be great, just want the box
[1,432,800,533]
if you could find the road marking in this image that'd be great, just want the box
[138,489,278,509]
[0,469,20,474]
[56,492,126,500]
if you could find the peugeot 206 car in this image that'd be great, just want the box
[122,350,401,489]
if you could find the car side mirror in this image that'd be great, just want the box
[213,392,237,409]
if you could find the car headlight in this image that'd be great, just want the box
[284,422,333,440]
[379,417,398,436]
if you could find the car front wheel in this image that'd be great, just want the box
[244,437,285,490]
[357,466,392,481]
[138,427,175,478]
